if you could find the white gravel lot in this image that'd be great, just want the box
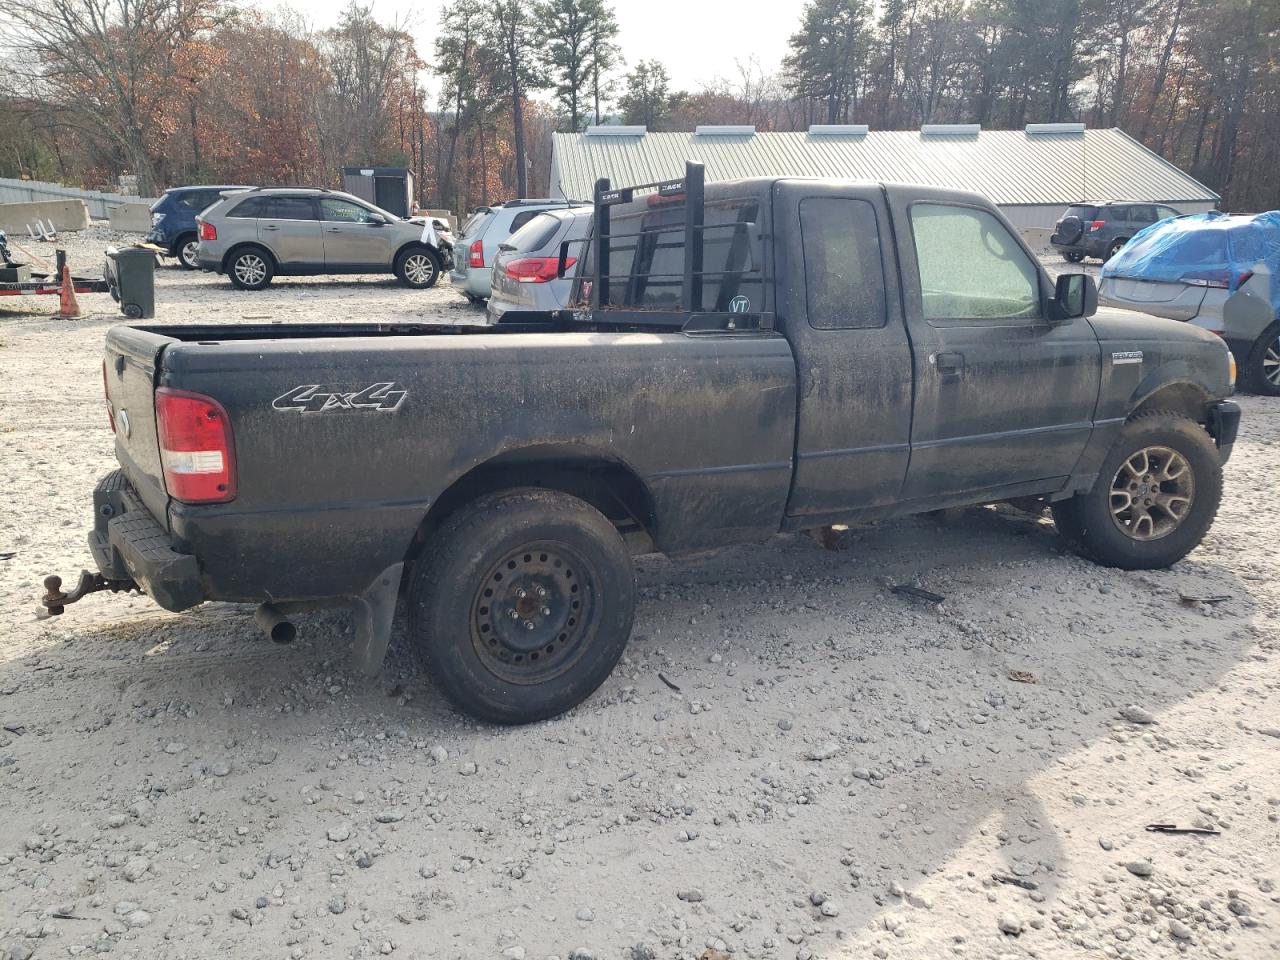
[0,227,1277,960]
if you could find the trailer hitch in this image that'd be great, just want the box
[40,571,136,616]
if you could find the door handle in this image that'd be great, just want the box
[932,351,965,379]
[262,224,279,231]
[327,227,341,232]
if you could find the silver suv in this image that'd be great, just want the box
[451,199,585,301]
[196,188,451,290]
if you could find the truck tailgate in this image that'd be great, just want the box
[103,325,172,525]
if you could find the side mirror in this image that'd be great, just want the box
[1053,272,1097,321]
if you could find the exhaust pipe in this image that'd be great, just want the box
[255,603,297,644]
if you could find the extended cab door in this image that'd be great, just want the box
[258,196,324,268]
[319,197,397,269]
[775,181,914,519]
[887,189,1102,501]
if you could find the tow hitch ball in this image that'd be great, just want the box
[40,571,136,617]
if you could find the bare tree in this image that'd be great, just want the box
[0,0,225,194]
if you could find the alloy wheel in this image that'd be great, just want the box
[180,240,200,269]
[234,254,267,286]
[1109,445,1195,541]
[1264,334,1280,387]
[404,253,436,286]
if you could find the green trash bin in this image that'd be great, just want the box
[105,246,156,320]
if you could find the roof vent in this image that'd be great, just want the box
[808,124,868,136]
[920,123,980,137]
[1025,122,1086,135]
[584,125,646,137]
[694,125,755,136]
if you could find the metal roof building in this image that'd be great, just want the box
[549,124,1220,231]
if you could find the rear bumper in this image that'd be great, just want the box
[1207,399,1241,463]
[90,470,203,612]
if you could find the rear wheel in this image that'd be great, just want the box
[1244,321,1280,396]
[395,247,440,289]
[408,488,635,724]
[227,247,274,290]
[176,234,200,270]
[1106,237,1128,261]
[1051,411,1221,569]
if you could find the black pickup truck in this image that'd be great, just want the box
[50,163,1239,724]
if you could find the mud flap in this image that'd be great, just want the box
[351,562,404,676]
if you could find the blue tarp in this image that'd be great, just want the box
[1102,210,1280,315]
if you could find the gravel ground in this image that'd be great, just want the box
[1,226,1277,960]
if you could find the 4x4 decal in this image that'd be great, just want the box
[272,382,406,413]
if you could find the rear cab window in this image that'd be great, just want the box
[799,198,886,329]
[585,189,765,313]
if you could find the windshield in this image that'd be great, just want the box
[459,208,493,237]
[505,213,563,253]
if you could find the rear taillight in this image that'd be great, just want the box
[103,360,115,434]
[198,221,217,241]
[506,256,575,283]
[468,239,484,269]
[1180,270,1232,289]
[155,387,236,504]
[1088,220,1106,231]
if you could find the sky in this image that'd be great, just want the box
[296,0,810,102]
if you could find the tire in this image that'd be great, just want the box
[122,303,144,320]
[408,488,636,724]
[1051,411,1222,570]
[227,247,274,290]
[395,247,441,289]
[175,234,200,270]
[1243,320,1280,396]
[1056,216,1085,245]
[1062,250,1085,263]
[1105,237,1128,261]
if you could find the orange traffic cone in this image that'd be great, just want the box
[57,263,81,319]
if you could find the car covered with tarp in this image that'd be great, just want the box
[1100,210,1280,394]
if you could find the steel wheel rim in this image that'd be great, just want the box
[180,240,199,267]
[1109,445,1195,541]
[404,254,434,285]
[235,255,266,285]
[470,541,596,685]
[1264,334,1280,386]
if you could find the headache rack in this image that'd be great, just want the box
[568,160,771,333]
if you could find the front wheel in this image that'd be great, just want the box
[408,488,635,724]
[395,247,441,289]
[1062,250,1085,263]
[1244,321,1280,396]
[1051,411,1222,569]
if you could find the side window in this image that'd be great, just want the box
[799,197,886,329]
[910,203,1040,322]
[1156,206,1179,221]
[321,198,378,223]
[269,197,317,220]
[228,196,272,218]
[508,210,541,234]
[1130,205,1157,223]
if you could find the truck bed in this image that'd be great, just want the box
[103,321,798,604]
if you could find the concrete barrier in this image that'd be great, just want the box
[108,203,153,233]
[0,199,91,233]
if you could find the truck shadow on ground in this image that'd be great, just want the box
[0,504,1260,955]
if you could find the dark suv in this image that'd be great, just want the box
[147,185,251,269]
[1051,202,1183,263]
